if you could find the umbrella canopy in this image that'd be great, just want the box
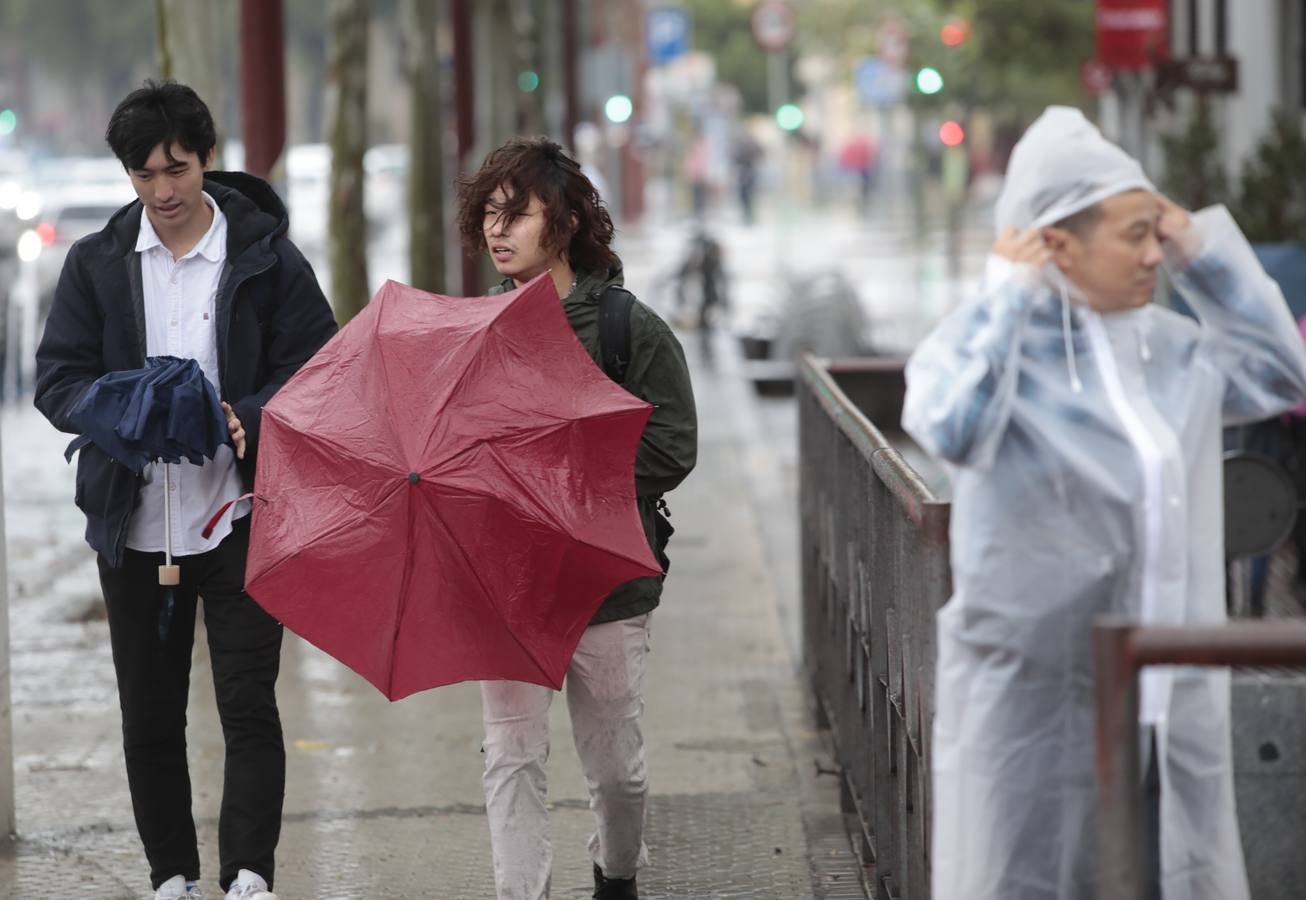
[64,355,228,472]
[245,274,662,700]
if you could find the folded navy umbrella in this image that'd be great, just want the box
[65,356,228,472]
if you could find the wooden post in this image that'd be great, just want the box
[326,0,370,322]
[404,0,446,293]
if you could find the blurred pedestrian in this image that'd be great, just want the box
[673,224,726,330]
[731,130,763,225]
[456,136,698,900]
[903,106,1306,900]
[838,132,878,217]
[685,131,709,218]
[34,80,337,900]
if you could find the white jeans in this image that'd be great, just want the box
[480,613,652,900]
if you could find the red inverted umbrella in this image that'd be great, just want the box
[243,274,661,700]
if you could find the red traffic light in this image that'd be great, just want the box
[939,120,966,147]
[940,19,969,47]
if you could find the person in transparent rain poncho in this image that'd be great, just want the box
[902,106,1306,900]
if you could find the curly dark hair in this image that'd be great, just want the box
[456,136,617,273]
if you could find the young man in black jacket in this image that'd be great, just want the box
[34,81,338,900]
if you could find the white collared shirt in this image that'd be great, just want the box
[125,191,250,555]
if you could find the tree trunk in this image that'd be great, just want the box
[155,0,228,166]
[327,0,370,322]
[404,0,445,293]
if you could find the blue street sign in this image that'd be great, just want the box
[855,57,907,107]
[647,7,690,66]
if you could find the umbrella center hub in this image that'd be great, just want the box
[407,472,421,484]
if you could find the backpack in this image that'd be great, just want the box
[597,286,635,384]
[597,286,674,572]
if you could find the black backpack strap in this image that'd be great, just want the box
[598,286,635,384]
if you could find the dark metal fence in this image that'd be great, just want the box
[1093,619,1306,900]
[798,355,949,900]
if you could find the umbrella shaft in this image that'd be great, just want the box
[163,464,173,566]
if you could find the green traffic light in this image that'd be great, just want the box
[0,109,16,136]
[776,103,804,131]
[916,68,944,95]
[517,71,540,93]
[604,95,634,124]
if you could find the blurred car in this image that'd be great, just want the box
[364,142,408,224]
[286,142,330,252]
[0,149,31,214]
[30,155,125,193]
[286,142,411,252]
[0,148,42,223]
[221,138,245,173]
[24,181,134,315]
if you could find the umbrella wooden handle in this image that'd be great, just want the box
[159,564,180,586]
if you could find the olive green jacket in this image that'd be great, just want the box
[491,264,698,622]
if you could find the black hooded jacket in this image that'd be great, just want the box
[34,171,338,567]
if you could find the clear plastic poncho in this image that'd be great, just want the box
[903,106,1306,900]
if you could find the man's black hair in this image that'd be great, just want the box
[105,79,216,171]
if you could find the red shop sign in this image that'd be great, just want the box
[1096,0,1169,71]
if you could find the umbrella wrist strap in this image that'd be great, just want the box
[202,493,255,540]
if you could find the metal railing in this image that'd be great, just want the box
[1093,619,1306,900]
[798,355,1306,899]
[798,355,949,900]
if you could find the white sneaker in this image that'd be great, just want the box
[224,868,278,900]
[154,875,203,899]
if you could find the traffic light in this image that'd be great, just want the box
[775,103,804,131]
[940,18,970,47]
[915,67,944,95]
[0,108,16,137]
[939,120,966,147]
[604,94,634,124]
[517,71,540,93]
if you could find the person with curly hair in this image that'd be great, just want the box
[455,137,697,900]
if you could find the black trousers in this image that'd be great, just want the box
[98,516,284,892]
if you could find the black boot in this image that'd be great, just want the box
[593,863,638,899]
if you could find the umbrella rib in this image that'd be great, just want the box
[386,486,420,700]
[425,419,569,481]
[478,439,585,530]
[264,411,404,485]
[554,527,661,573]
[416,328,493,466]
[371,307,409,462]
[431,443,659,575]
[247,479,408,585]
[476,425,658,572]
[421,497,557,687]
[425,429,586,539]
